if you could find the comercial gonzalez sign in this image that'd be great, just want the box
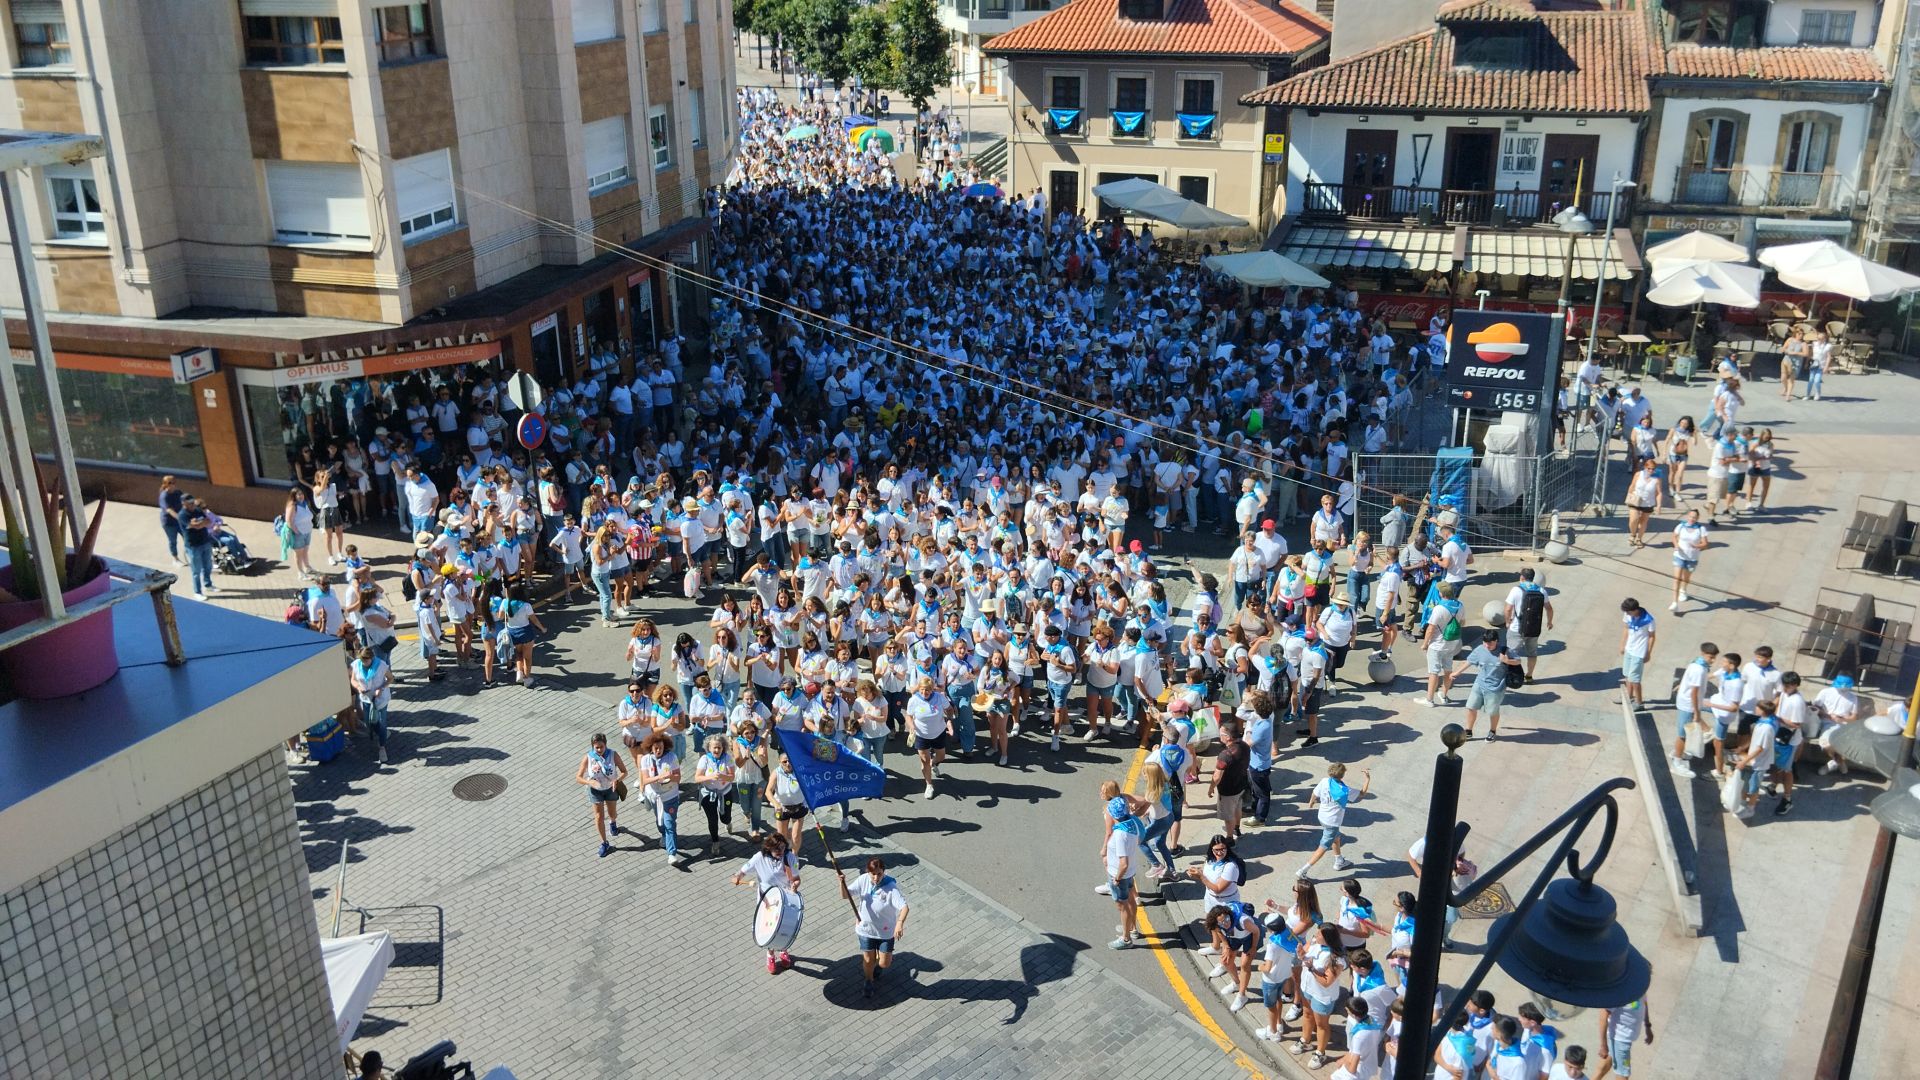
[1443,309,1558,412]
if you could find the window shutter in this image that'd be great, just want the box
[266,161,369,241]
[394,149,453,222]
[10,2,64,23]
[572,0,618,42]
[583,116,628,180]
[238,1,339,16]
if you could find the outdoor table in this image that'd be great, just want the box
[1617,333,1652,378]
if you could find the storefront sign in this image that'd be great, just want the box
[361,340,501,376]
[531,313,560,337]
[1646,215,1739,236]
[269,360,358,388]
[170,347,217,384]
[272,331,495,368]
[627,269,652,288]
[1444,310,1558,412]
[1351,293,1627,335]
[11,348,171,378]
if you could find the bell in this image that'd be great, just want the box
[1492,877,1651,1009]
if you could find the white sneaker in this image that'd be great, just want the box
[1207,964,1228,978]
[1050,733,1061,752]
[923,783,935,800]
[1255,1027,1281,1042]
[998,754,1009,766]
[1283,1004,1303,1022]
[1669,602,1679,611]
[204,585,219,595]
[1217,980,1236,997]
[1229,992,1248,1013]
[1420,697,1436,708]
[1333,856,1354,871]
[1095,883,1112,896]
[1197,945,1219,956]
[377,747,388,764]
[190,592,206,601]
[1082,727,1099,742]
[1821,760,1839,775]
[1678,590,1691,603]
[1294,864,1311,878]
[1670,757,1696,779]
[1010,722,1021,736]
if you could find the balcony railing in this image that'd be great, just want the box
[950,0,1010,18]
[1175,111,1218,140]
[1110,109,1150,138]
[1669,166,1856,211]
[1298,182,1633,226]
[1045,107,1082,137]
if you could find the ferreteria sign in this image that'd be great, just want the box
[272,331,495,367]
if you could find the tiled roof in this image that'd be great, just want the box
[1662,45,1888,83]
[1241,11,1658,115]
[1435,0,1541,23]
[982,0,1330,59]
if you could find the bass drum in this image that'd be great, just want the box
[753,886,805,951]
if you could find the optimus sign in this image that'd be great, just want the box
[1442,309,1559,417]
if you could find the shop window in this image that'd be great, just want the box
[12,3,69,68]
[1176,175,1210,207]
[16,364,208,477]
[243,14,346,65]
[376,3,437,64]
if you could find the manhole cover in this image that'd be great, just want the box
[1459,882,1514,920]
[452,773,508,802]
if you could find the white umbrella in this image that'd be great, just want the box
[1758,240,1920,301]
[1646,230,1748,264]
[1203,250,1330,288]
[1645,259,1764,309]
[1090,177,1249,229]
[322,930,394,1052]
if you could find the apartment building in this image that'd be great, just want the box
[0,0,734,505]
[940,0,1065,96]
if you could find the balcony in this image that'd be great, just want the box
[1298,183,1633,227]
[1175,112,1218,141]
[950,0,1009,18]
[1045,107,1083,137]
[1669,166,1857,212]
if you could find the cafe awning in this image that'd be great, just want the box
[1279,225,1457,274]
[1465,228,1640,281]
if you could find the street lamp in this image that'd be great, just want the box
[1553,204,1594,318]
[1817,685,1918,1079]
[1395,725,1648,1076]
[1583,175,1637,369]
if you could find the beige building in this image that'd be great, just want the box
[982,0,1328,232]
[0,0,732,507]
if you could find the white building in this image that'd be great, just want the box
[940,0,1066,96]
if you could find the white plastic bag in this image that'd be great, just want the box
[1682,721,1706,761]
[682,565,702,599]
[1719,768,1743,813]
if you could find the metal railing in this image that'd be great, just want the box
[1299,182,1632,226]
[1353,428,1602,553]
[1670,166,1856,211]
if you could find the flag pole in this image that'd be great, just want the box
[809,810,865,919]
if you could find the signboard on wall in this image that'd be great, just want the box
[170,347,217,384]
[1263,133,1286,163]
[1443,309,1559,413]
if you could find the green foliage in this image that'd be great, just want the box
[888,0,950,111]
[846,3,895,89]
[793,0,856,85]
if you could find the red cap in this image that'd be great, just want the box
[804,681,821,693]
[1261,519,1276,530]
[1128,540,1144,553]
[1304,628,1318,642]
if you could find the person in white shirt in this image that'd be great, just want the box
[1437,523,1473,585]
[1670,508,1708,612]
[1595,997,1653,1080]
[837,855,909,998]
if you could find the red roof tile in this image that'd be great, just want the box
[1241,10,1658,115]
[1662,45,1887,83]
[1435,0,1541,23]
[982,0,1330,60]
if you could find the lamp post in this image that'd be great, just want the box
[1583,174,1637,368]
[1395,724,1649,1077]
[1553,204,1595,318]
[1817,679,1920,1079]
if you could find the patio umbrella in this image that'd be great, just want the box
[1644,259,1764,309]
[961,181,1003,198]
[1646,230,1748,264]
[321,930,394,1052]
[1089,177,1249,229]
[1759,239,1920,301]
[782,124,819,141]
[1203,250,1330,289]
[841,114,876,130]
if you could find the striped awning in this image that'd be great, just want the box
[1465,228,1639,281]
[1279,225,1456,273]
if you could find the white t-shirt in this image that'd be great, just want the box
[1313,775,1355,827]
[740,850,796,891]
[1105,826,1141,879]
[1199,857,1242,905]
[1673,521,1708,560]
[850,874,908,938]
[905,691,950,739]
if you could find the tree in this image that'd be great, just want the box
[888,0,951,111]
[845,2,895,90]
[793,0,855,86]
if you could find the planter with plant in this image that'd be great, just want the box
[0,475,118,699]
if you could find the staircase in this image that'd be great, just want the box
[970,136,1009,183]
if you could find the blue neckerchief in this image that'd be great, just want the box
[1356,962,1386,992]
[1469,1012,1494,1030]
[1447,1032,1478,1061]
[1326,777,1350,804]
[1495,1042,1525,1058]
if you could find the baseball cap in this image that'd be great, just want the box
[1128,540,1143,553]
[1261,519,1276,530]
[804,681,821,693]
[1170,697,1191,714]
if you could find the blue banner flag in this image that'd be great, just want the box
[1112,110,1146,134]
[1176,112,1216,139]
[1047,108,1082,132]
[775,728,886,807]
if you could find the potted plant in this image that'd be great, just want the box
[0,475,117,699]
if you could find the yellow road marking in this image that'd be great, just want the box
[1123,745,1265,1077]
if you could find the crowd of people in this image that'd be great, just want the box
[259,82,1909,1080]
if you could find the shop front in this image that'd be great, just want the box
[12,351,211,478]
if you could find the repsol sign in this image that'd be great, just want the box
[1458,364,1532,380]
[1444,310,1555,400]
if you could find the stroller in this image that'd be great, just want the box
[211,528,259,574]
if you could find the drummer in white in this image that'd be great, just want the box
[838,856,910,998]
[733,833,801,974]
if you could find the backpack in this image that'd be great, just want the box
[401,561,422,602]
[1440,603,1461,641]
[284,591,311,628]
[1518,585,1547,639]
[1504,658,1526,690]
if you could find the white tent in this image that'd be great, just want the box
[322,930,394,1052]
[1645,259,1764,309]
[1203,250,1330,288]
[1645,230,1748,265]
[1089,177,1249,229]
[1758,239,1920,301]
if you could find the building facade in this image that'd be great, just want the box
[940,0,1066,97]
[1637,0,1894,252]
[983,0,1329,233]
[0,0,733,509]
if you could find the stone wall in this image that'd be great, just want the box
[0,751,338,1079]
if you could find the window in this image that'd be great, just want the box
[1672,0,1763,47]
[688,87,705,148]
[583,115,632,190]
[1781,119,1834,174]
[641,0,665,33]
[1047,74,1083,134]
[394,148,456,239]
[1799,10,1856,46]
[572,0,618,43]
[376,3,436,63]
[1179,77,1215,115]
[45,164,102,240]
[1176,175,1209,207]
[684,0,698,21]
[11,2,68,68]
[243,15,346,65]
[265,161,370,244]
[647,106,673,170]
[1117,0,1160,19]
[1177,76,1217,139]
[17,362,208,477]
[1499,134,1539,175]
[1112,75,1148,138]
[1452,29,1531,70]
